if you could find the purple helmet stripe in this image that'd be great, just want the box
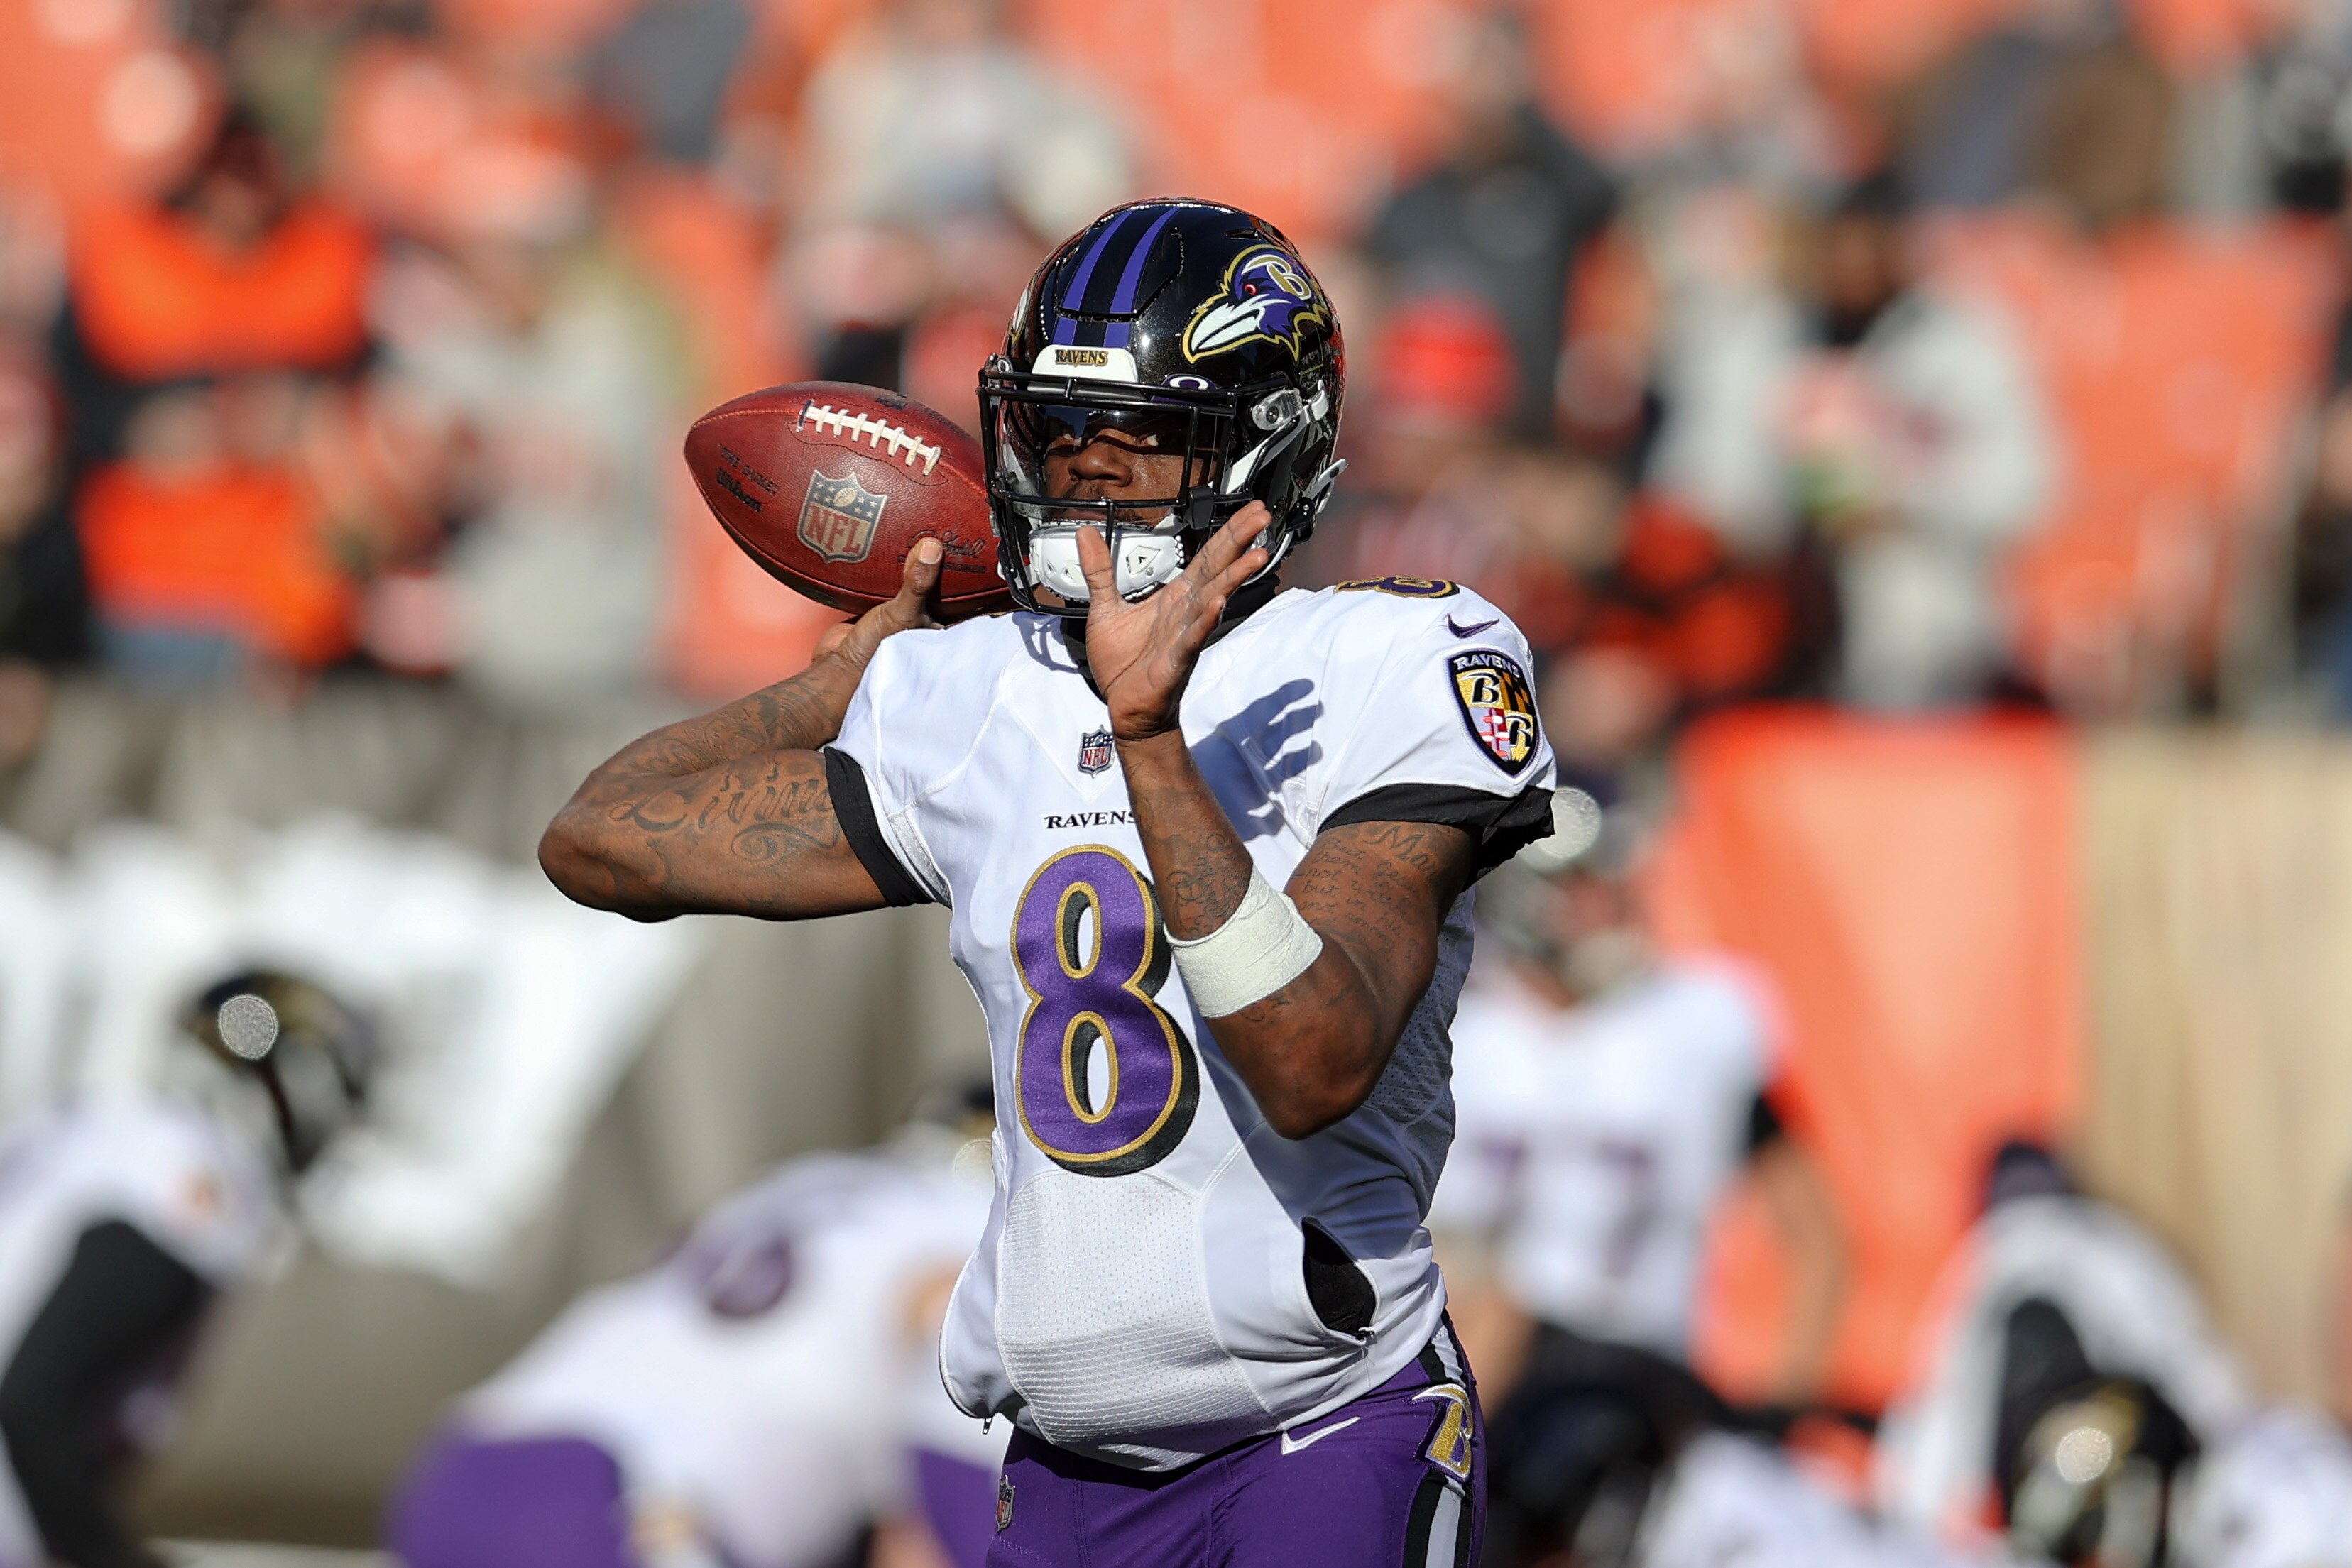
[1051,207,1134,345]
[1106,206,1178,314]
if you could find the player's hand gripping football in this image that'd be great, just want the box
[811,537,944,668]
[1076,505,1271,742]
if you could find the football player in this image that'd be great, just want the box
[1874,1144,2252,1561]
[0,970,371,1568]
[390,1118,1002,1568]
[1428,809,1847,1565]
[541,199,1560,1565]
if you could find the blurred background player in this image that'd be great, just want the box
[1874,1142,2250,1564]
[0,969,371,1568]
[1430,797,1847,1565]
[388,1098,1002,1568]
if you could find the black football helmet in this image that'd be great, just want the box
[183,969,376,1174]
[980,199,1346,618]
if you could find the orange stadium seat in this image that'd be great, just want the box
[1649,709,2082,1411]
[2122,0,2297,72]
[1013,0,1484,243]
[430,0,634,53]
[1795,0,2029,90]
[1926,213,2337,711]
[1530,0,2030,155]
[0,0,216,209]
[1531,0,1788,156]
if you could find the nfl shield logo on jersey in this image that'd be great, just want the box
[1448,649,1540,775]
[797,469,887,562]
[996,1474,1016,1531]
[1077,728,1116,775]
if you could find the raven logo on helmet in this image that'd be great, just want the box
[980,200,1346,623]
[1182,246,1330,362]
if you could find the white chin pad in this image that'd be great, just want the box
[1027,527,1187,604]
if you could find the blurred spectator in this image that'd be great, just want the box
[588,0,753,166]
[1536,494,1833,776]
[1364,6,1614,439]
[1315,292,1540,591]
[1895,0,2134,212]
[1431,807,1848,1564]
[368,205,675,705]
[0,970,370,1568]
[783,0,1131,390]
[1650,173,2052,710]
[55,109,375,682]
[390,1119,1004,1568]
[792,0,1129,239]
[2030,30,2176,236]
[2294,275,2352,715]
[1315,290,1820,774]
[0,342,73,683]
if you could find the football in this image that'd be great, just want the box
[684,382,1007,620]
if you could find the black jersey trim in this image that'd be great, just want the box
[821,747,934,908]
[1320,782,1556,879]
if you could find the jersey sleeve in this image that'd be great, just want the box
[824,633,951,906]
[1316,592,1558,877]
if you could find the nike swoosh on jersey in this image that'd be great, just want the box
[1445,614,1499,637]
[1279,1415,1361,1454]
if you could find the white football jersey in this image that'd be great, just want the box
[1643,1431,1995,1568]
[2173,1408,2352,1568]
[462,1141,996,1568]
[830,581,1556,1468]
[0,1097,281,1568]
[1429,961,1773,1359]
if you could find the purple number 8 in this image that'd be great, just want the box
[1011,846,1199,1176]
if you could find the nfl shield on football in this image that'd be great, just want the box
[684,382,1008,620]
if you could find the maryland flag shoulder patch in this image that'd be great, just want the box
[1448,649,1539,775]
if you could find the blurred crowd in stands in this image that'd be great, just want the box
[8,0,2352,789]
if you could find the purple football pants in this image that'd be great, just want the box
[985,1320,1483,1568]
[918,1446,1002,1568]
[388,1432,638,1568]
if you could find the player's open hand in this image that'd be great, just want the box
[1076,504,1271,742]
[814,537,943,669]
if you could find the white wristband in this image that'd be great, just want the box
[1167,868,1325,1018]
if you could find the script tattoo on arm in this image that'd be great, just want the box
[541,660,881,921]
[542,541,948,921]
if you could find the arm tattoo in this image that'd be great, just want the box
[542,657,881,919]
